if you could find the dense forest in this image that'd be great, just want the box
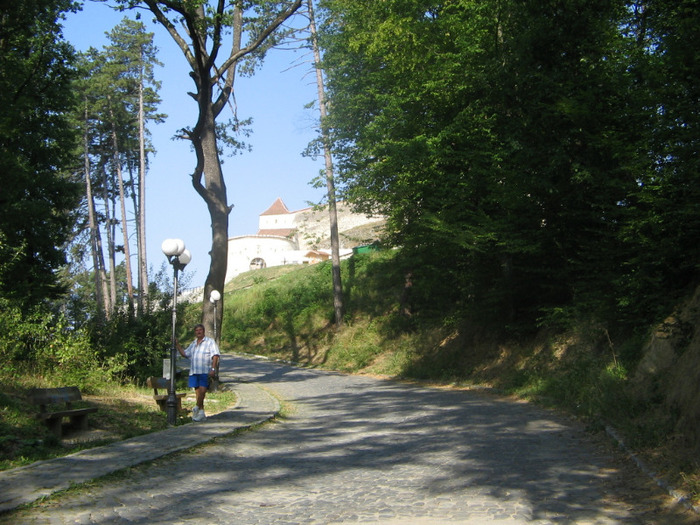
[319,0,700,335]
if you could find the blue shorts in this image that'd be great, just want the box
[188,373,210,389]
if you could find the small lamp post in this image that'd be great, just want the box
[209,290,221,389]
[161,238,191,425]
[209,290,221,341]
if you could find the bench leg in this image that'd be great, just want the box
[156,396,184,412]
[69,414,89,431]
[46,417,63,438]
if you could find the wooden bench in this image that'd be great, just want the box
[147,377,186,412]
[28,386,98,438]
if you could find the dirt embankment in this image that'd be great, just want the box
[633,285,700,450]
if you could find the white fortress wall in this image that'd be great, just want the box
[224,198,385,283]
[225,235,298,281]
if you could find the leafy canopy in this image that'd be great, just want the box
[0,0,82,306]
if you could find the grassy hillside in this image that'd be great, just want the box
[214,249,700,508]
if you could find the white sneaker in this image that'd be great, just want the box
[192,407,206,422]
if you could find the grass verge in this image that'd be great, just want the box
[0,380,237,472]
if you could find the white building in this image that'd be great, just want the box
[224,198,384,282]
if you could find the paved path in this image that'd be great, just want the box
[0,354,688,524]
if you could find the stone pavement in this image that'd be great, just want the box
[1,354,696,524]
[0,379,280,513]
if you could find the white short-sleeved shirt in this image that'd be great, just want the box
[184,336,220,375]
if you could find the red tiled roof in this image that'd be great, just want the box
[260,197,290,216]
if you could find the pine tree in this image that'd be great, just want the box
[103,18,164,314]
[71,20,163,319]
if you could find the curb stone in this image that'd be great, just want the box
[605,424,700,516]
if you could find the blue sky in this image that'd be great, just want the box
[62,1,326,288]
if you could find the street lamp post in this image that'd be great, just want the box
[161,238,191,426]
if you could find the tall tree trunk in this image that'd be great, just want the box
[128,162,141,305]
[308,0,343,327]
[188,3,244,340]
[137,65,148,314]
[111,126,135,312]
[100,165,117,313]
[196,107,230,339]
[94,191,111,318]
[84,103,105,321]
[116,163,135,311]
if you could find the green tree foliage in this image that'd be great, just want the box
[86,306,174,382]
[0,296,104,389]
[0,0,82,306]
[485,0,640,323]
[620,0,700,319]
[320,0,502,316]
[102,18,164,143]
[320,0,696,330]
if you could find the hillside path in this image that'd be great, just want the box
[2,354,694,524]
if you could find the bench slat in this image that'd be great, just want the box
[37,407,98,420]
[28,386,82,406]
[147,377,174,391]
[152,394,186,401]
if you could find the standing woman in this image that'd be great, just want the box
[176,324,220,421]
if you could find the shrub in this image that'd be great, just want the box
[86,309,173,384]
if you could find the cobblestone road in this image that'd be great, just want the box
[3,355,694,524]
